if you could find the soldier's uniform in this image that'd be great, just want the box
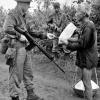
[3,0,45,100]
[48,2,68,59]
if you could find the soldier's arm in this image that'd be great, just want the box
[3,14,20,39]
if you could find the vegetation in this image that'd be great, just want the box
[0,7,6,39]
[0,1,100,48]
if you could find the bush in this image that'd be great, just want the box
[90,4,100,29]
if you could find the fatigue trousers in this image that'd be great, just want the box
[9,47,33,97]
[82,68,93,100]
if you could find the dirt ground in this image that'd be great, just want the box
[0,53,100,100]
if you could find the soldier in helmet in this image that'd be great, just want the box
[48,2,68,60]
[3,0,55,100]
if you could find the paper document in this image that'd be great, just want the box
[59,22,77,44]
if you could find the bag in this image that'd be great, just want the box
[6,58,14,66]
[0,37,10,54]
[5,48,16,66]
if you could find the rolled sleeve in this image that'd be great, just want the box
[3,14,19,39]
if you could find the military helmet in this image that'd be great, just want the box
[53,2,60,8]
[15,0,32,3]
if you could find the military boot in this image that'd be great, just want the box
[11,96,19,100]
[27,89,44,100]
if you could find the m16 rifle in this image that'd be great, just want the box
[14,26,65,74]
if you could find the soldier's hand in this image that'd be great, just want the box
[47,33,56,39]
[20,35,28,42]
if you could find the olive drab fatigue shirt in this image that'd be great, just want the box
[3,6,28,45]
[3,6,47,48]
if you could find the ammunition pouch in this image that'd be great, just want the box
[0,36,10,54]
[5,48,16,66]
[6,58,14,66]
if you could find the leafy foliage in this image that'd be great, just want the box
[90,4,100,29]
[0,7,7,39]
[0,1,100,50]
[0,7,6,27]
[90,4,100,43]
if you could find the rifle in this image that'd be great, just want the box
[14,26,65,74]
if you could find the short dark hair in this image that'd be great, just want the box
[53,2,60,9]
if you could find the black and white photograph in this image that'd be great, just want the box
[0,0,100,100]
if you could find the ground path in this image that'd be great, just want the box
[0,54,100,100]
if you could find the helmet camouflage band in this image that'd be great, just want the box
[15,0,32,3]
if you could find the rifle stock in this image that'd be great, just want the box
[14,26,65,74]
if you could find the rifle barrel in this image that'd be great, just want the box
[14,26,65,74]
[52,61,65,73]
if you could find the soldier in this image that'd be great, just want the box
[48,2,68,60]
[3,0,55,100]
